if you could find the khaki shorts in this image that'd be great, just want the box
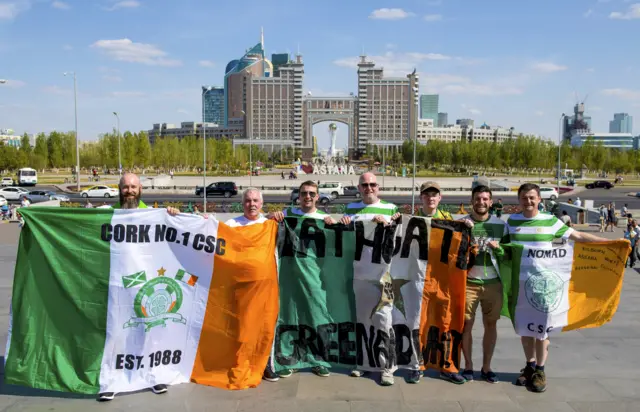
[465,282,503,323]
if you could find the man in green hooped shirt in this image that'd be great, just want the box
[270,180,337,380]
[458,185,507,386]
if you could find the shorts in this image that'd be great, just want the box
[465,282,503,323]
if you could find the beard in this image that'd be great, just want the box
[120,191,141,209]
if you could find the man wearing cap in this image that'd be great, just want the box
[417,181,452,220]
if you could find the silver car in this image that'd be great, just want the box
[26,190,70,203]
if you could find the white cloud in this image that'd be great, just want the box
[535,111,545,116]
[442,84,523,96]
[385,43,397,49]
[461,104,481,115]
[177,108,190,115]
[0,0,30,20]
[104,0,140,11]
[369,8,414,20]
[426,0,442,5]
[532,62,568,73]
[602,88,640,100]
[610,3,640,19]
[424,14,442,22]
[198,60,215,68]
[583,9,593,18]
[102,75,122,83]
[333,51,453,75]
[586,67,595,73]
[109,91,146,98]
[468,108,481,115]
[91,38,182,67]
[62,44,73,51]
[52,1,70,10]
[43,85,72,95]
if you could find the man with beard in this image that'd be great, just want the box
[98,173,179,402]
[458,185,507,385]
[339,172,401,386]
[225,187,267,227]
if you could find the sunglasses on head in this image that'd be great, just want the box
[300,191,316,197]
[360,183,378,188]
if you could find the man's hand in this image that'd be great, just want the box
[340,216,352,225]
[166,207,180,216]
[461,218,474,228]
[391,212,401,222]
[487,240,500,249]
[324,216,337,225]
[268,211,285,222]
[372,215,387,224]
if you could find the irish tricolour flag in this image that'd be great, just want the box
[4,208,279,394]
[499,240,629,339]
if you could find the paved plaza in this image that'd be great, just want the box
[1,223,639,411]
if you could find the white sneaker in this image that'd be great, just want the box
[350,369,368,377]
[380,370,394,386]
[97,392,115,402]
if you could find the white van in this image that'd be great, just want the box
[318,182,344,199]
[17,168,38,186]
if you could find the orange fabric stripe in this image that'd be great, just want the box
[565,240,629,331]
[419,221,469,374]
[188,275,198,287]
[190,220,279,390]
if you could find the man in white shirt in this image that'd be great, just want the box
[225,188,267,227]
[574,197,582,207]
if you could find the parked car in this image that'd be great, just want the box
[290,188,332,205]
[26,190,70,203]
[81,185,119,198]
[585,180,614,189]
[342,185,361,198]
[0,186,29,200]
[539,187,559,200]
[1,177,14,187]
[0,197,7,207]
[318,182,344,199]
[195,181,238,198]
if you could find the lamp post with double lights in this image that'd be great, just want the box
[410,72,419,213]
[202,86,213,212]
[63,72,80,192]
[113,112,121,174]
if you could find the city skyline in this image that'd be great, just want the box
[1,0,639,147]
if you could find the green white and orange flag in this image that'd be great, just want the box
[499,240,629,339]
[4,208,279,394]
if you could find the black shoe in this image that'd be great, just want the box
[97,392,115,402]
[263,365,280,382]
[151,384,168,394]
[516,365,536,387]
[439,371,466,384]
[481,369,499,384]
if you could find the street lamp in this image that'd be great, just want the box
[241,109,252,186]
[113,112,121,174]
[202,86,213,211]
[63,72,80,192]
[558,113,566,196]
[410,80,419,213]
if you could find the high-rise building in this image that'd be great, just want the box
[420,94,439,124]
[223,41,273,127]
[562,103,591,142]
[271,53,290,77]
[202,86,224,124]
[356,55,417,152]
[245,54,304,151]
[438,112,448,127]
[609,113,633,134]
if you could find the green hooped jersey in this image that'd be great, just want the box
[283,207,328,219]
[463,214,507,284]
[505,212,574,248]
[112,200,148,209]
[344,200,398,223]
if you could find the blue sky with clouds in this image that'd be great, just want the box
[1,0,640,149]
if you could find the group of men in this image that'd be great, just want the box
[96,171,608,401]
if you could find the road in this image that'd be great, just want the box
[19,186,640,208]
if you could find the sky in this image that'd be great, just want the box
[1,0,640,151]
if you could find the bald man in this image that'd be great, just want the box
[98,173,178,402]
[340,172,402,386]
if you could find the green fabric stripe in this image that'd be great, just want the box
[345,206,397,216]
[5,208,112,394]
[467,277,501,285]
[509,233,556,242]
[499,244,523,323]
[507,217,558,227]
[555,224,569,237]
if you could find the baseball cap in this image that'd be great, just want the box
[420,181,441,193]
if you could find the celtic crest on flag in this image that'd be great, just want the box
[122,267,198,331]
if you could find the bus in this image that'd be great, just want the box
[17,168,38,186]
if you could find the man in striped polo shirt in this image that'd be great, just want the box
[458,185,507,386]
[270,180,336,379]
[339,172,401,386]
[507,183,606,393]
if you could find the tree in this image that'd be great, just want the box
[20,133,32,155]
[33,133,48,170]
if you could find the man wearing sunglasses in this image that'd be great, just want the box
[269,180,336,380]
[339,172,400,386]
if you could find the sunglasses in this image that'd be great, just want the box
[300,191,316,197]
[360,183,378,188]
